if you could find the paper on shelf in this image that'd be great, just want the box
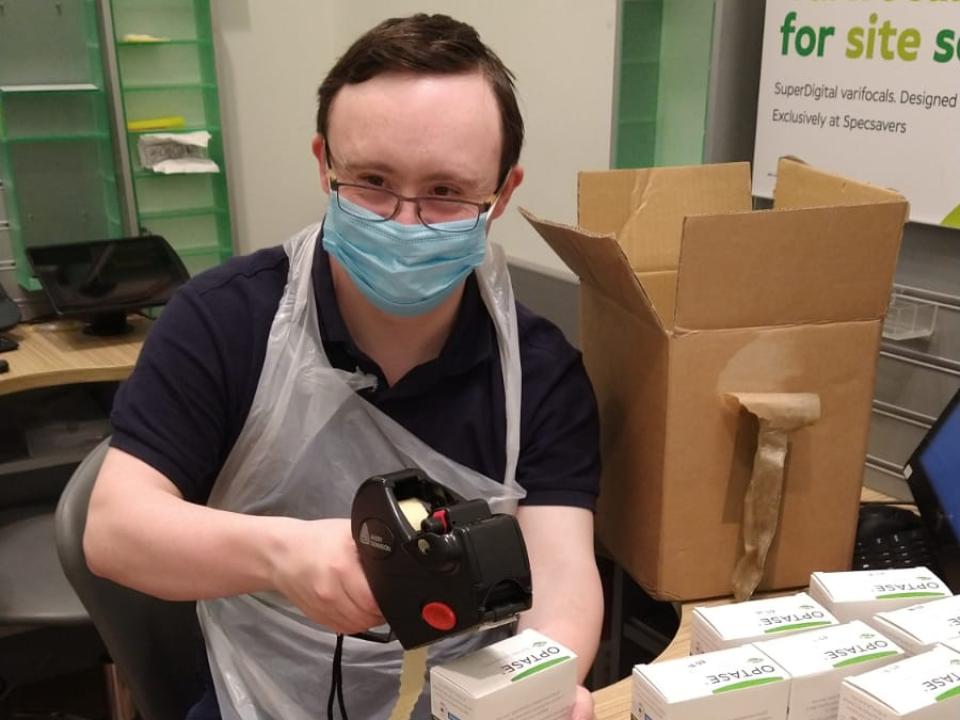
[138,131,220,175]
[149,158,220,174]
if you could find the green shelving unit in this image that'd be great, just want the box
[614,0,716,169]
[615,0,663,168]
[0,0,123,290]
[110,0,232,276]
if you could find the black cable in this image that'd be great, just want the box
[336,640,349,719]
[327,633,349,720]
[327,648,339,720]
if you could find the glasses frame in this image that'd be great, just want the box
[326,168,501,232]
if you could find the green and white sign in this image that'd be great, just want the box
[753,0,960,228]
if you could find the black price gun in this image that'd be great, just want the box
[350,469,533,650]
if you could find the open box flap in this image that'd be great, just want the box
[774,156,907,210]
[520,207,663,331]
[673,202,907,330]
[579,163,753,275]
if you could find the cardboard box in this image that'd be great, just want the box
[872,596,960,656]
[837,645,960,719]
[632,644,790,720]
[691,592,839,654]
[809,568,953,624]
[522,159,908,600]
[755,621,905,720]
[429,629,576,720]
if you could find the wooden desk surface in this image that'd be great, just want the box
[0,317,149,396]
[593,487,899,719]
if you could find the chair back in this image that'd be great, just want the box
[55,440,207,720]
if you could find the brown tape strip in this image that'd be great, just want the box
[726,393,821,601]
[386,499,432,720]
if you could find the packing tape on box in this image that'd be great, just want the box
[386,498,432,720]
[727,392,821,601]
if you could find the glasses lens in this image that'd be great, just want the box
[419,199,481,230]
[336,185,397,220]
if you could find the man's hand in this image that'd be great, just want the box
[571,685,594,720]
[270,518,384,633]
[86,449,384,633]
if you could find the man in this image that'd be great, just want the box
[84,14,602,720]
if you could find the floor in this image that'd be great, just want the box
[3,666,108,719]
[0,626,110,720]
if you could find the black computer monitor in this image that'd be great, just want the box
[905,387,960,590]
[26,235,189,336]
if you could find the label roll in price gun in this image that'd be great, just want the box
[351,469,533,649]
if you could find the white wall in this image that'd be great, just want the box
[210,3,336,255]
[212,1,617,275]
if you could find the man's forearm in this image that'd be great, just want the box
[515,505,604,683]
[85,448,384,633]
[84,448,291,600]
[517,561,603,683]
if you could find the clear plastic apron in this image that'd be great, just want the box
[197,224,526,720]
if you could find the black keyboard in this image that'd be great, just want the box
[853,527,941,572]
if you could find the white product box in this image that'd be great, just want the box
[809,568,952,623]
[754,621,905,720]
[430,629,577,720]
[872,596,960,656]
[690,592,839,654]
[631,644,790,720]
[838,645,960,719]
[942,638,960,653]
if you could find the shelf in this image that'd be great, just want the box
[126,124,218,136]
[121,82,214,93]
[117,39,209,47]
[2,132,110,145]
[0,448,91,477]
[0,83,99,94]
[138,206,225,220]
[133,168,217,180]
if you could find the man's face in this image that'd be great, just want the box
[314,70,520,226]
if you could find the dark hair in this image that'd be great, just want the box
[317,14,523,184]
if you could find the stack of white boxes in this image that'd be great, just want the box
[690,593,839,654]
[837,645,960,719]
[809,569,951,623]
[755,621,905,720]
[870,595,960,656]
[631,567,960,720]
[632,644,791,720]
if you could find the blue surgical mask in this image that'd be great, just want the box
[322,193,490,316]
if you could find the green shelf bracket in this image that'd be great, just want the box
[139,206,225,221]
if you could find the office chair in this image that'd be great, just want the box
[0,506,105,719]
[55,439,207,720]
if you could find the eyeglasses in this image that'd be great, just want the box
[328,170,498,233]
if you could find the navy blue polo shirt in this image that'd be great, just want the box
[109,230,600,718]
